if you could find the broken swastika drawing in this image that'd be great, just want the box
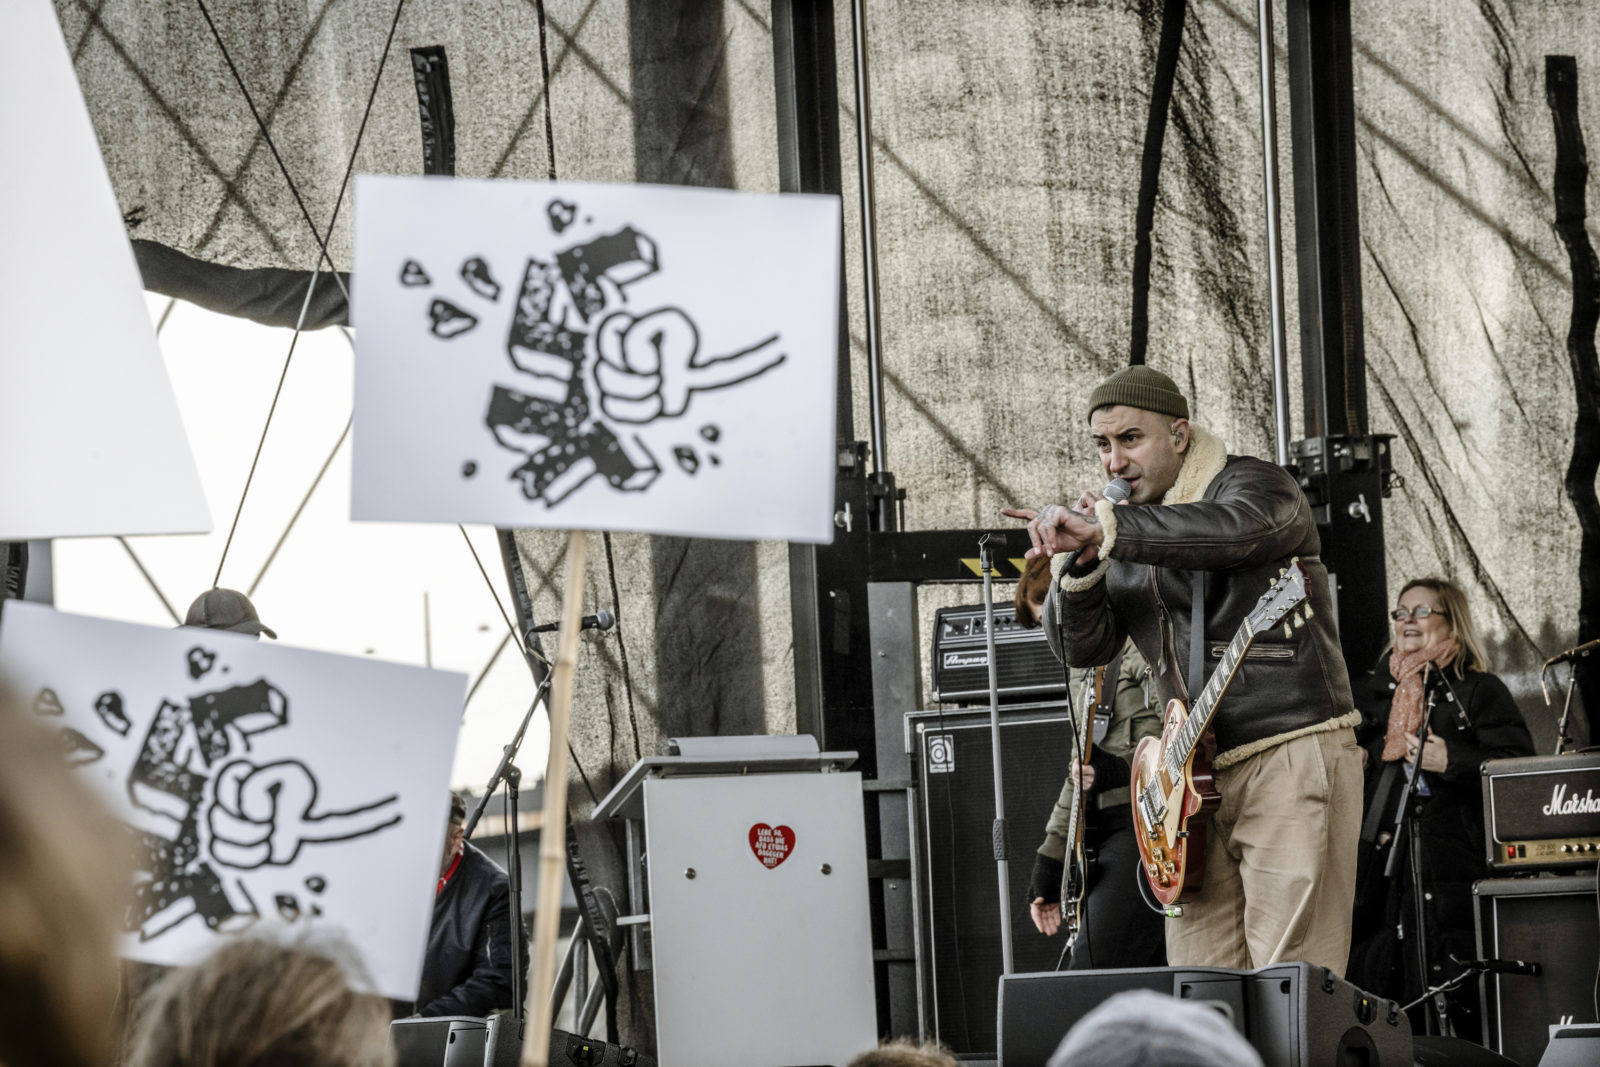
[353,176,841,542]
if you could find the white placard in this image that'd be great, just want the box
[0,601,465,1000]
[352,176,840,543]
[0,0,209,540]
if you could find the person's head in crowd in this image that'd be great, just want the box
[846,1037,959,1067]
[1388,576,1488,673]
[1086,365,1192,505]
[1046,989,1263,1067]
[1014,553,1054,628]
[442,791,467,877]
[0,685,128,1067]
[124,936,394,1067]
[184,587,277,639]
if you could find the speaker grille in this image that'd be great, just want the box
[911,703,1076,1056]
[1477,874,1600,1067]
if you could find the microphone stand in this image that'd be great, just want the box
[1400,958,1536,1017]
[1540,638,1600,754]
[1383,662,1444,1034]
[456,529,560,1029]
[978,533,1014,976]
[464,671,552,1027]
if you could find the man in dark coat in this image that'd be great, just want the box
[408,792,526,1017]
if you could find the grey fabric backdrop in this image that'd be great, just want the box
[58,0,1600,1044]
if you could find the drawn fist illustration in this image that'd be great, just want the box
[593,309,785,424]
[207,759,400,870]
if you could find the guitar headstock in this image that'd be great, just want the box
[1248,558,1310,635]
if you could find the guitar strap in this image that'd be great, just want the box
[1188,570,1206,700]
[1094,649,1123,744]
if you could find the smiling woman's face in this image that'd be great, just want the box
[1394,586,1451,655]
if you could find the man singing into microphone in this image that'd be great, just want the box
[1004,365,1363,974]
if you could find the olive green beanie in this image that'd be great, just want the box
[1085,365,1190,423]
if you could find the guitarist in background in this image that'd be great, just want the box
[1016,557,1166,968]
[1003,366,1362,975]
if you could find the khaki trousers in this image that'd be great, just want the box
[1164,728,1362,975]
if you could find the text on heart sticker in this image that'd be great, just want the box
[748,823,795,869]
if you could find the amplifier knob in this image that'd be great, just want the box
[1562,844,1573,853]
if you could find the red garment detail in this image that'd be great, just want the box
[437,850,463,895]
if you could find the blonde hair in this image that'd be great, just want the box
[1395,577,1491,674]
[0,686,127,1067]
[847,1038,960,1067]
[124,937,394,1067]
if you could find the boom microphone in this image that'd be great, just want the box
[526,609,615,635]
[1478,958,1542,976]
[1544,637,1600,668]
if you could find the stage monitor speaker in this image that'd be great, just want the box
[392,1017,653,1067]
[1475,874,1600,1067]
[997,963,1411,1067]
[1245,963,1411,1067]
[1538,1023,1600,1067]
[998,966,1248,1066]
[391,1017,487,1067]
[907,702,1076,1057]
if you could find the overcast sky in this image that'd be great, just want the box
[50,294,545,790]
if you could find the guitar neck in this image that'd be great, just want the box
[1065,668,1101,844]
[1170,620,1257,767]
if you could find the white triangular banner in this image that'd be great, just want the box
[0,0,209,540]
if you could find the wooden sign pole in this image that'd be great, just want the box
[520,529,588,1067]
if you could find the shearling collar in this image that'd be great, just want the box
[1159,424,1227,506]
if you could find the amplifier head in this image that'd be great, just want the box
[1482,752,1600,872]
[930,604,1068,705]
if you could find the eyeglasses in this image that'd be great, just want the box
[1390,606,1448,622]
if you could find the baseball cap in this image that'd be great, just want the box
[183,588,277,639]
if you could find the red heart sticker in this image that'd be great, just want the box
[748,823,795,869]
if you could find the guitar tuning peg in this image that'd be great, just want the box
[1283,622,1293,639]
[1279,567,1288,577]
[1304,603,1315,619]
[1293,612,1305,629]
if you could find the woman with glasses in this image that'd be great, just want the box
[1346,578,1533,1039]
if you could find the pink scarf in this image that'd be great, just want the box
[1382,637,1459,762]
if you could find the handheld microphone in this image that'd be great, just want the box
[1055,478,1133,569]
[526,609,615,635]
[1478,958,1542,976]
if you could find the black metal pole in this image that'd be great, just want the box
[504,763,525,1022]
[978,534,1014,975]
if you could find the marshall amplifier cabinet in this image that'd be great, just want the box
[930,604,1067,704]
[1481,752,1600,871]
[1474,874,1599,1067]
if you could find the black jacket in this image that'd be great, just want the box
[413,843,526,1018]
[1354,663,1535,847]
[1348,661,1534,1020]
[1047,448,1356,761]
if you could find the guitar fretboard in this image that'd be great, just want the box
[1163,619,1256,783]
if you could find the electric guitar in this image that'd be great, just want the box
[1130,560,1310,909]
[1059,664,1108,937]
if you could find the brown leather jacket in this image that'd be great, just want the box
[1043,430,1357,766]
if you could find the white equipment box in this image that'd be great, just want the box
[595,736,877,1067]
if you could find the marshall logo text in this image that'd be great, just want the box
[1544,783,1600,817]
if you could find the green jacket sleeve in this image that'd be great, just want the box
[1037,645,1159,855]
